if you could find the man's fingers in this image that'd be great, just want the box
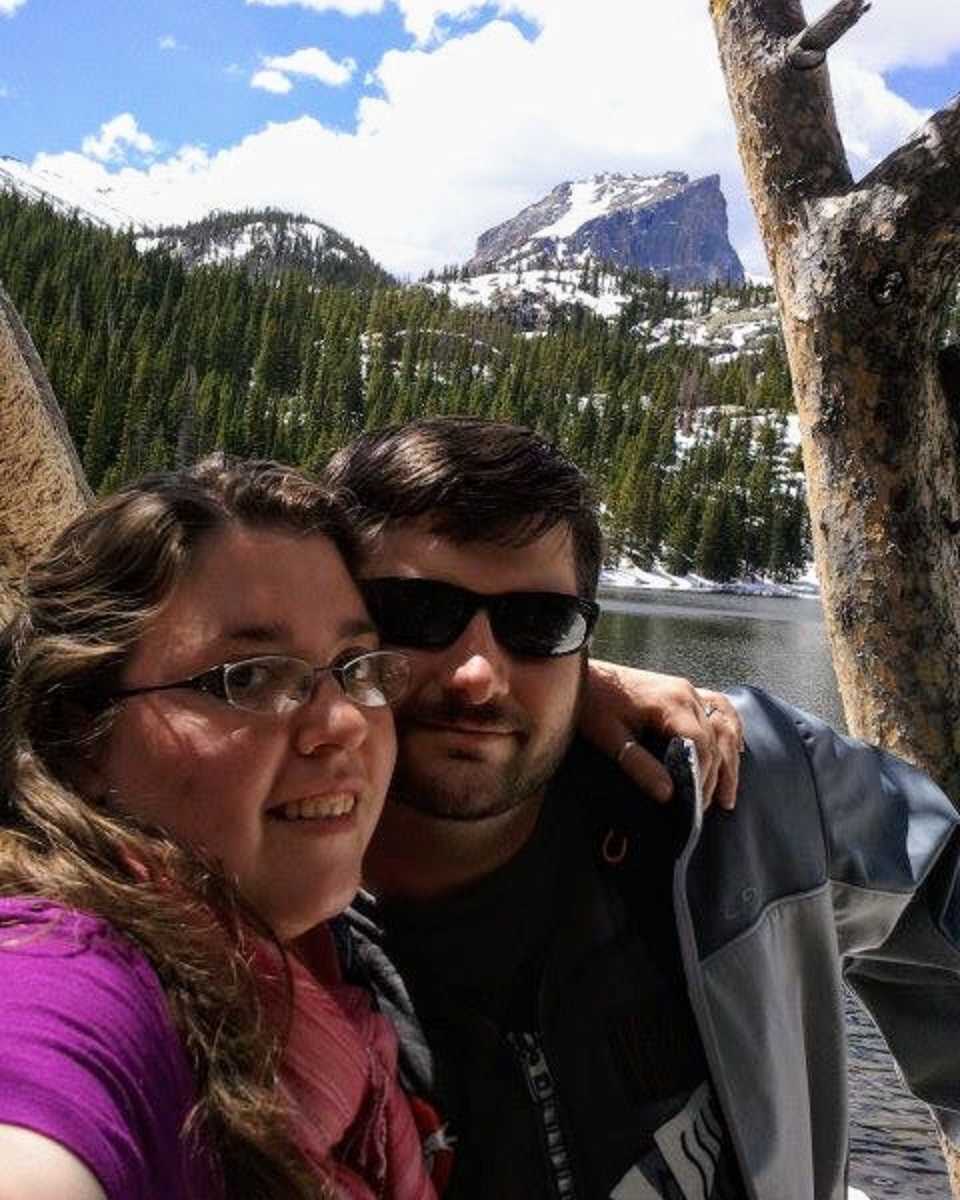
[696,689,743,811]
[580,661,742,811]
[618,739,674,804]
[696,690,744,750]
[687,711,721,812]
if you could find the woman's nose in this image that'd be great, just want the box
[293,680,369,756]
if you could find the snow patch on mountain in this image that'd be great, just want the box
[426,266,631,320]
[646,299,779,358]
[136,218,332,267]
[537,174,673,241]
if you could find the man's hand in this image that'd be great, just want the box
[580,661,744,811]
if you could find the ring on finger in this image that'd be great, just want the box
[617,738,638,767]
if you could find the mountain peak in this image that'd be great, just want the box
[467,171,743,286]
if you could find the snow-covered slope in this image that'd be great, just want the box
[0,156,139,230]
[425,266,778,361]
[136,209,392,287]
[1,162,391,288]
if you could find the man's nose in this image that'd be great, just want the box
[445,610,510,706]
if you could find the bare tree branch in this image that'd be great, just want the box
[787,0,873,70]
[711,0,853,238]
[860,95,960,247]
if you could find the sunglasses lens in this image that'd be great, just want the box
[493,594,597,657]
[362,578,598,658]
[361,579,468,648]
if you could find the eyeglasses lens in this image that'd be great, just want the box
[225,657,312,715]
[340,652,410,707]
[224,653,410,714]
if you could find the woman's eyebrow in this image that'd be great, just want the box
[221,622,290,645]
[220,618,378,646]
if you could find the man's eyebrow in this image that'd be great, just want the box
[338,617,378,640]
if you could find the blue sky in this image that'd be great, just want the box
[1,1,957,275]
[2,0,410,157]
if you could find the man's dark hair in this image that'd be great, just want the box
[325,417,602,598]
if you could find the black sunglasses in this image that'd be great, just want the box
[360,578,599,658]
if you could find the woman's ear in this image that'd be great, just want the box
[56,701,112,804]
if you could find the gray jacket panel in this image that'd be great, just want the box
[680,687,960,1200]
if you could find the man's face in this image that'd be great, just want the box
[360,520,586,821]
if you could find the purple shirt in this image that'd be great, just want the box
[0,898,219,1199]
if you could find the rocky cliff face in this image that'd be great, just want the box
[467,171,744,286]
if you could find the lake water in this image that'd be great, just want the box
[595,588,948,1200]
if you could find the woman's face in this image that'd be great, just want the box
[91,525,396,939]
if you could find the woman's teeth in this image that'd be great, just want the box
[275,794,356,821]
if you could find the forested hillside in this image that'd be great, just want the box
[1,189,810,581]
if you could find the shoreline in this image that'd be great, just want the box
[599,565,821,600]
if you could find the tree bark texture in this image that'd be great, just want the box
[710,0,960,791]
[0,281,91,624]
[710,0,960,1188]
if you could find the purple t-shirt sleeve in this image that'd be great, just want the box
[0,899,218,1200]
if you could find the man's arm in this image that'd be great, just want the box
[784,695,960,1145]
[581,660,743,810]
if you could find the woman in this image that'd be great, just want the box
[0,455,436,1200]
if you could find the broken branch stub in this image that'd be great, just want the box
[787,0,873,70]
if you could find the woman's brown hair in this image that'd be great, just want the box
[0,454,357,1199]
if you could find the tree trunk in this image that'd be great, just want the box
[0,281,91,624]
[709,0,960,1189]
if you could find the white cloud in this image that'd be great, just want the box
[393,0,488,43]
[80,113,157,164]
[246,0,385,13]
[31,2,957,277]
[251,68,294,94]
[263,47,357,86]
[159,35,178,51]
[830,61,932,169]
[0,0,27,16]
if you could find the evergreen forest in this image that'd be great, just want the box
[1,189,815,581]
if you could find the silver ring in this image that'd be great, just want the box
[704,703,719,719]
[617,738,637,767]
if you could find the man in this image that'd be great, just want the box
[326,417,960,1200]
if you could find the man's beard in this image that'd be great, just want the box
[388,680,582,822]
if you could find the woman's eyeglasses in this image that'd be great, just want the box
[102,651,411,715]
[360,578,599,658]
